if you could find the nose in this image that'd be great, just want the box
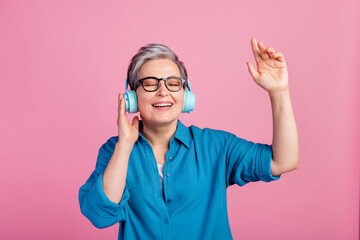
[156,80,169,96]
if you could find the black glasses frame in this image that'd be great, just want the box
[137,76,186,92]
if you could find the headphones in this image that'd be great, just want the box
[123,78,195,113]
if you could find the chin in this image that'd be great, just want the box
[141,114,180,127]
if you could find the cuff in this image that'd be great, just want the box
[87,172,131,217]
[255,144,281,182]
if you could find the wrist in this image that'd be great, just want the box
[116,138,136,150]
[268,88,290,99]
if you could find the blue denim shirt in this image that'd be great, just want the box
[79,120,281,240]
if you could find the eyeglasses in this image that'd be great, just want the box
[137,76,186,92]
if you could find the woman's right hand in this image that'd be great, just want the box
[117,93,139,144]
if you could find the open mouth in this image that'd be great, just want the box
[152,103,173,108]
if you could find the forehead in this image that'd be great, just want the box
[139,59,180,78]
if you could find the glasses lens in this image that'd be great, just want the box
[142,78,159,91]
[167,78,182,91]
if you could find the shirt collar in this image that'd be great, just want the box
[173,119,191,148]
[138,119,191,148]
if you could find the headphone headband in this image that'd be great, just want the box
[125,78,129,91]
[185,80,192,91]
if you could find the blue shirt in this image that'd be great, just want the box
[78,120,281,240]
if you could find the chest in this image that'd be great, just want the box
[125,142,225,207]
[152,146,168,165]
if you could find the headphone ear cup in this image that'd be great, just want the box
[182,90,196,113]
[124,90,138,113]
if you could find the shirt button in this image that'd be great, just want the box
[166,173,170,177]
[168,156,172,160]
[164,219,169,224]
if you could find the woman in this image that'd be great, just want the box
[79,38,299,239]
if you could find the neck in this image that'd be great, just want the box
[140,119,178,147]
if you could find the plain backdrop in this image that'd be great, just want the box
[0,0,359,239]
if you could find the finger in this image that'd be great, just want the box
[132,116,139,129]
[251,38,262,62]
[274,52,286,63]
[258,41,270,60]
[119,93,126,117]
[267,47,277,59]
[117,94,121,126]
[246,62,259,80]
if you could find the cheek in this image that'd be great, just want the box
[174,94,184,112]
[177,93,184,105]
[136,92,155,115]
[137,96,147,111]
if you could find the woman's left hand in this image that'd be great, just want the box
[246,38,289,95]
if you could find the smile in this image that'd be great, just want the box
[152,103,173,108]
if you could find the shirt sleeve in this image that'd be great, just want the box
[78,139,131,228]
[225,133,281,188]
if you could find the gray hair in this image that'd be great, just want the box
[126,43,188,90]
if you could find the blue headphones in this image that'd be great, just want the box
[123,78,195,113]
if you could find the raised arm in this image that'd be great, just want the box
[103,93,139,203]
[246,38,299,176]
[78,93,139,228]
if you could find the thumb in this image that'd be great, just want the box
[246,62,259,81]
[132,116,139,129]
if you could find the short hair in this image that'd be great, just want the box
[126,43,188,90]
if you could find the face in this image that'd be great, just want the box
[136,59,184,127]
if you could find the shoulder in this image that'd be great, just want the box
[98,136,118,155]
[92,136,119,171]
[188,124,236,143]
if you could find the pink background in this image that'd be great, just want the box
[1,0,359,239]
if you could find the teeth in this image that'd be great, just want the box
[153,103,172,107]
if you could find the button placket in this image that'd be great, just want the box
[143,139,170,230]
[163,138,176,211]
